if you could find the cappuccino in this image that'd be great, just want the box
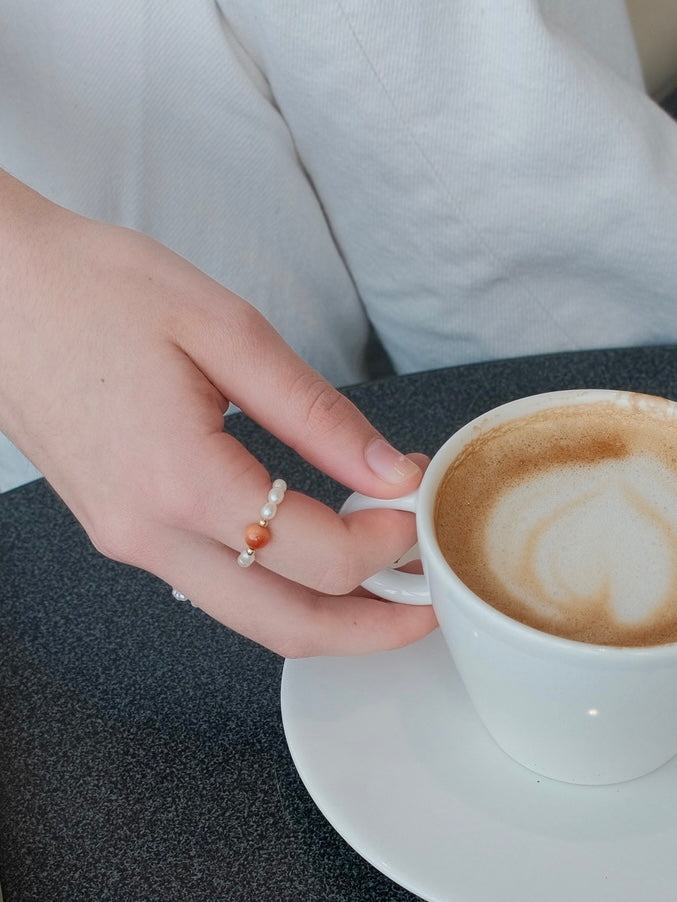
[435,398,677,646]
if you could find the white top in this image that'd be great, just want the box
[1,1,677,489]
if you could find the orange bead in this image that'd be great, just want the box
[245,523,270,549]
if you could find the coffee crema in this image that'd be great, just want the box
[435,399,677,647]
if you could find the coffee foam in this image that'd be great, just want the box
[435,400,677,646]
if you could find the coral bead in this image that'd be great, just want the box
[245,523,270,549]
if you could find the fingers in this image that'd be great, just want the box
[151,524,438,658]
[176,296,423,499]
[0,202,432,658]
[161,428,424,594]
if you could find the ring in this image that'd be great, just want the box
[237,478,287,568]
[171,587,197,607]
[170,478,288,600]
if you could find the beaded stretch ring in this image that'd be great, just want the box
[171,478,288,602]
[171,588,196,606]
[237,478,287,568]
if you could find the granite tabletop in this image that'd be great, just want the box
[1,345,676,902]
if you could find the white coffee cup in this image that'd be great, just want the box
[341,389,677,785]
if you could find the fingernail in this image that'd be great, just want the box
[365,438,422,484]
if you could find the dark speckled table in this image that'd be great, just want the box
[1,346,676,902]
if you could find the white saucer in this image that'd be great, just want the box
[281,630,677,902]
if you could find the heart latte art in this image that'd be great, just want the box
[435,400,677,646]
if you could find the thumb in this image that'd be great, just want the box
[185,299,423,498]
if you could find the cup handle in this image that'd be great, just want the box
[339,490,432,605]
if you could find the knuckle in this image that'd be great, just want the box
[88,513,144,566]
[271,633,315,660]
[270,598,325,658]
[295,374,356,439]
[224,453,268,491]
[313,547,366,597]
[200,298,267,357]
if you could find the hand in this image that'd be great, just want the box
[0,172,437,656]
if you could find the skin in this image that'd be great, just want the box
[0,169,437,657]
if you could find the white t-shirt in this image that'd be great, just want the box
[1,1,677,489]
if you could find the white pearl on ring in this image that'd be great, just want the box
[235,479,286,570]
[237,550,256,568]
[260,501,277,520]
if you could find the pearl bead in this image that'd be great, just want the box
[234,480,287,570]
[260,501,277,520]
[237,550,256,568]
[245,523,270,549]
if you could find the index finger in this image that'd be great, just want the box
[177,296,422,498]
